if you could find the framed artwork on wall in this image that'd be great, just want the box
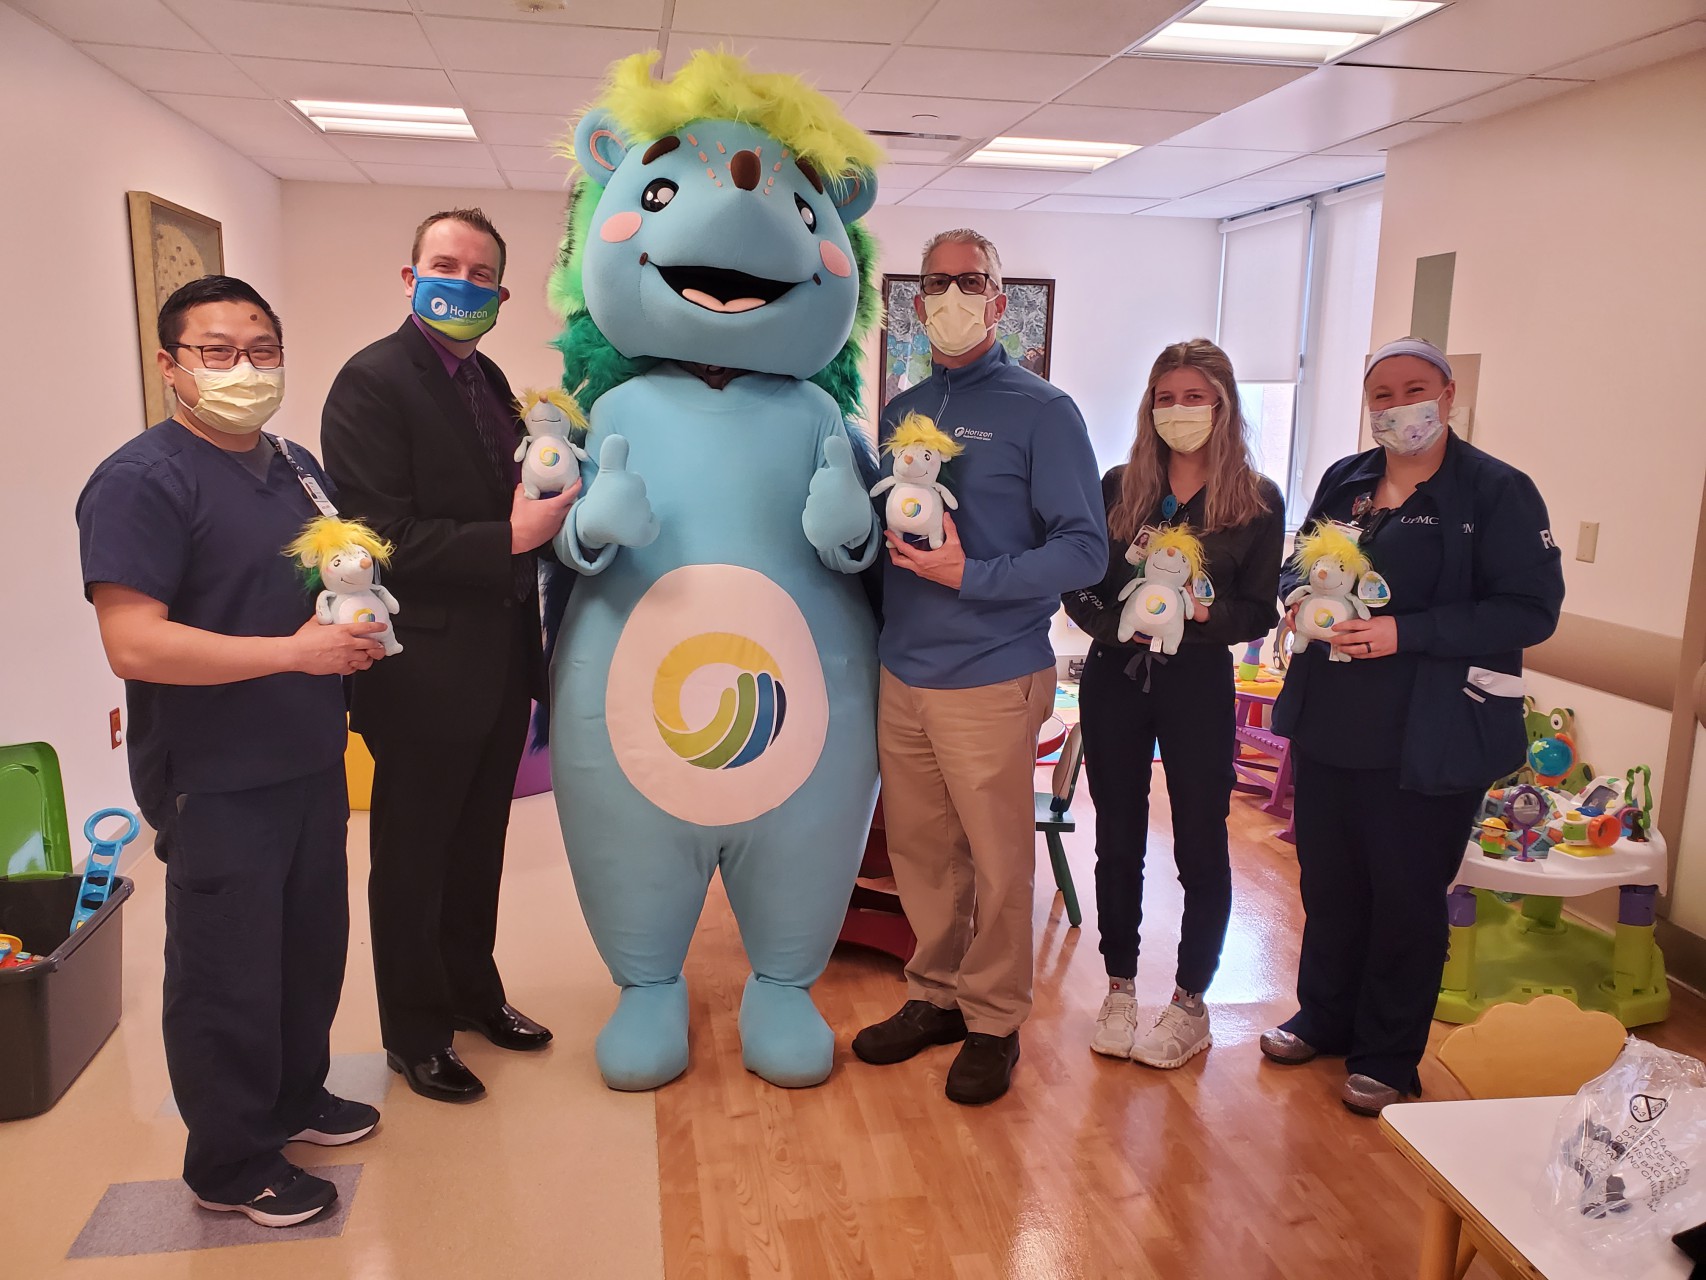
[878,275,1055,415]
[126,191,225,429]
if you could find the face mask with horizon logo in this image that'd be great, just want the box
[411,274,500,341]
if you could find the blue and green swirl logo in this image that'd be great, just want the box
[653,632,787,770]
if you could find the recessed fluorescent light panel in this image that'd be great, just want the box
[1139,1,1443,64]
[292,100,477,140]
[965,137,1139,172]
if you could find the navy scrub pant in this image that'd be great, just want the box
[162,764,350,1203]
[1280,749,1481,1094]
[1079,641,1236,995]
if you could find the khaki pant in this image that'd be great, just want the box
[878,666,1054,1036]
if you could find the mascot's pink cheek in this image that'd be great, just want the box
[601,212,643,243]
[819,239,853,278]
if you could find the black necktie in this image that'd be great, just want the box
[456,359,533,604]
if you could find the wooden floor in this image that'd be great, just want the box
[657,764,1706,1280]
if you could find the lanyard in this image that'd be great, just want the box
[268,435,339,518]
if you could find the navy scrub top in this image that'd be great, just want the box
[77,420,349,826]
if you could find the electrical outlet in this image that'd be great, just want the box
[109,708,123,750]
[1577,521,1600,563]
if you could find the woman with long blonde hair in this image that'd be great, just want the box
[1063,338,1284,1070]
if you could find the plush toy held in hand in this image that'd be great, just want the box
[871,412,961,549]
[1117,525,1204,654]
[515,388,591,499]
[1286,522,1390,662]
[286,517,402,656]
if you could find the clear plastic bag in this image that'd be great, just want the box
[1541,1036,1706,1273]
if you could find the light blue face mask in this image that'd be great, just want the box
[411,274,500,341]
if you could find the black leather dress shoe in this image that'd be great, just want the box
[945,1032,1020,1106]
[386,1049,487,1103]
[453,1004,554,1052]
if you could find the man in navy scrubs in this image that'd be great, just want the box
[78,276,388,1227]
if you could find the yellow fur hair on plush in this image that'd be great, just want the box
[1293,522,1370,580]
[574,50,885,179]
[882,411,962,459]
[285,516,394,570]
[516,386,589,431]
[1145,524,1206,581]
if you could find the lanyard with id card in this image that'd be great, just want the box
[269,435,339,518]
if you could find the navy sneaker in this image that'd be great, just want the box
[194,1166,337,1228]
[289,1095,380,1146]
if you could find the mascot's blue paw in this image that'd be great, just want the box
[596,979,690,1091]
[739,974,833,1088]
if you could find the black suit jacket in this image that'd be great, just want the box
[320,319,545,740]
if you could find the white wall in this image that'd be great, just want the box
[0,6,285,840]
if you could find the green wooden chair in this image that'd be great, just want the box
[1036,722,1085,928]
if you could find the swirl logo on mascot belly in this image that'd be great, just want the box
[606,565,828,826]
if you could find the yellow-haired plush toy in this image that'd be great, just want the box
[871,412,962,549]
[285,517,403,656]
[515,387,590,499]
[1284,522,1392,662]
[1117,525,1205,654]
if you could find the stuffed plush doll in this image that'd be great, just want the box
[1285,522,1391,662]
[285,516,402,656]
[541,51,884,1093]
[515,387,591,499]
[870,412,960,548]
[1116,525,1203,655]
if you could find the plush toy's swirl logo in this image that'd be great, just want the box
[539,446,561,467]
[652,632,787,770]
[354,608,378,623]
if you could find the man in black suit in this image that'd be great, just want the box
[321,209,577,1102]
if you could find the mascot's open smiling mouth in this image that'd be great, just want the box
[651,261,802,314]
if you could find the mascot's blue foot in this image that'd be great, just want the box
[596,979,690,1091]
[739,975,833,1088]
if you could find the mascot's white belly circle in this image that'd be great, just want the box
[605,564,828,826]
[1300,596,1353,636]
[1133,584,1181,626]
[332,592,386,626]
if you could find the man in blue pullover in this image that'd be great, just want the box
[852,229,1105,1104]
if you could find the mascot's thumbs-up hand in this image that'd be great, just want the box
[803,434,876,553]
[573,435,660,551]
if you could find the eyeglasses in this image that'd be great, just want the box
[920,272,997,297]
[169,343,284,371]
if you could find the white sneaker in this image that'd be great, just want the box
[1090,990,1140,1058]
[1129,1002,1212,1070]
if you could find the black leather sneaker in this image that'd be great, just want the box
[194,1166,337,1228]
[945,1032,1020,1105]
[289,1095,379,1146]
[851,1000,968,1065]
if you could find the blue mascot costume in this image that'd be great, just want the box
[546,52,884,1091]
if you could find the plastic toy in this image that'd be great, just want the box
[1237,640,1262,682]
[285,516,402,657]
[70,808,139,931]
[1116,525,1202,654]
[1284,522,1390,662]
[1621,765,1654,841]
[1477,816,1512,858]
[515,388,591,499]
[1506,784,1548,861]
[870,412,961,548]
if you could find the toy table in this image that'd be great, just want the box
[1436,833,1669,1028]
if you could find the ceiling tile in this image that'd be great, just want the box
[77,45,266,97]
[1009,103,1211,146]
[662,32,892,93]
[1202,177,1333,204]
[254,155,370,182]
[467,111,574,147]
[1061,55,1309,114]
[1245,154,1386,183]
[1065,145,1299,198]
[327,136,498,168]
[419,16,654,76]
[1544,21,1706,80]
[926,167,1082,195]
[877,163,949,194]
[356,161,508,189]
[1165,64,1516,154]
[232,57,460,107]
[504,170,574,192]
[1022,194,1167,214]
[1417,77,1589,124]
[1346,0,1706,76]
[907,0,1184,56]
[668,0,935,44]
[153,91,343,160]
[168,0,438,66]
[845,94,1031,141]
[11,0,211,49]
[413,0,666,23]
[900,188,1035,210]
[865,48,1104,103]
[1137,194,1260,219]
[489,143,565,174]
[449,71,605,115]
[254,0,409,9]
[1320,120,1456,155]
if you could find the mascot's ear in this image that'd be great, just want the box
[574,109,629,187]
[826,165,878,224]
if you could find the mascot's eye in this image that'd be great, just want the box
[641,179,678,212]
[795,193,817,231]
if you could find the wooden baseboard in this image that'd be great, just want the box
[1657,917,1706,998]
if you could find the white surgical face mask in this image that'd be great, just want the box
[922,283,996,357]
[1152,403,1215,454]
[177,360,286,434]
[1368,396,1444,455]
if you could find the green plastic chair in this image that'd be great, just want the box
[0,742,75,880]
[1036,722,1085,928]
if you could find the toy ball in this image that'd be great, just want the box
[1528,737,1574,777]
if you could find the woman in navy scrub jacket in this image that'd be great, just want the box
[1261,337,1563,1115]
